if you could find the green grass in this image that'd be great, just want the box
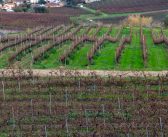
[76,27,86,36]
[97,27,109,37]
[0,52,10,68]
[33,41,71,69]
[143,28,168,70]
[0,26,167,70]
[110,27,120,36]
[88,27,97,36]
[89,41,118,70]
[67,42,93,69]
[116,28,144,70]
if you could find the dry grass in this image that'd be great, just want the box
[124,15,153,27]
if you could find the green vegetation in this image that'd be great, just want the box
[34,41,72,69]
[164,15,168,27]
[143,28,168,70]
[34,7,48,13]
[1,26,168,70]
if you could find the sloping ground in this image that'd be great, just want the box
[48,7,90,15]
[0,26,168,70]
[0,7,89,29]
[87,0,168,13]
[95,10,168,24]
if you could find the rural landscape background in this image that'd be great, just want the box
[0,0,168,136]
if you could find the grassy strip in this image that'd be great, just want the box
[33,41,71,69]
[116,27,144,70]
[143,28,168,70]
[67,42,93,68]
[89,41,118,70]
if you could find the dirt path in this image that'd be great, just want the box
[0,69,167,77]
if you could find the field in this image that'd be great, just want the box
[0,25,168,70]
[0,70,168,136]
[0,7,89,29]
[87,0,168,14]
[0,1,168,136]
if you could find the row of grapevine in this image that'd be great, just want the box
[0,37,30,52]
[140,26,148,67]
[33,26,83,63]
[0,72,167,136]
[115,29,132,63]
[87,35,118,64]
[60,35,96,63]
[33,36,73,63]
[8,39,45,63]
[40,25,63,37]
[87,27,123,64]
[152,29,168,45]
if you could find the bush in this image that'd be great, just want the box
[164,15,168,27]
[38,0,46,4]
[34,7,48,13]
[13,7,28,12]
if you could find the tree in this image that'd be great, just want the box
[34,7,48,13]
[66,0,75,6]
[38,0,46,4]
[0,0,4,4]
[164,15,168,27]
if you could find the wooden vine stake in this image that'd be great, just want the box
[65,89,68,107]
[18,81,21,92]
[118,97,121,110]
[146,126,149,137]
[102,104,106,128]
[85,109,89,134]
[49,93,52,115]
[12,106,15,129]
[30,99,34,121]
[65,117,69,137]
[45,125,48,137]
[159,117,164,137]
[2,81,5,101]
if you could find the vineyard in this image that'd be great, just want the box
[0,25,167,70]
[0,70,167,136]
[0,7,89,29]
[0,1,168,136]
[87,0,168,14]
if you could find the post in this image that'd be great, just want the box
[160,117,164,137]
[118,97,121,110]
[2,81,5,101]
[65,117,69,137]
[146,126,149,137]
[49,93,52,115]
[18,81,21,92]
[65,89,68,107]
[12,107,15,129]
[85,109,89,134]
[102,104,105,127]
[31,99,33,120]
[45,125,47,137]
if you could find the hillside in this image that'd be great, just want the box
[0,25,168,70]
[87,0,168,13]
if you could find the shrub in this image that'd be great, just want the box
[34,7,48,13]
[164,15,168,27]
[124,15,153,27]
[13,7,29,12]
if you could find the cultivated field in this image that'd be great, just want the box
[0,0,168,136]
[0,7,89,29]
[0,71,168,136]
[0,25,168,70]
[87,0,168,13]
